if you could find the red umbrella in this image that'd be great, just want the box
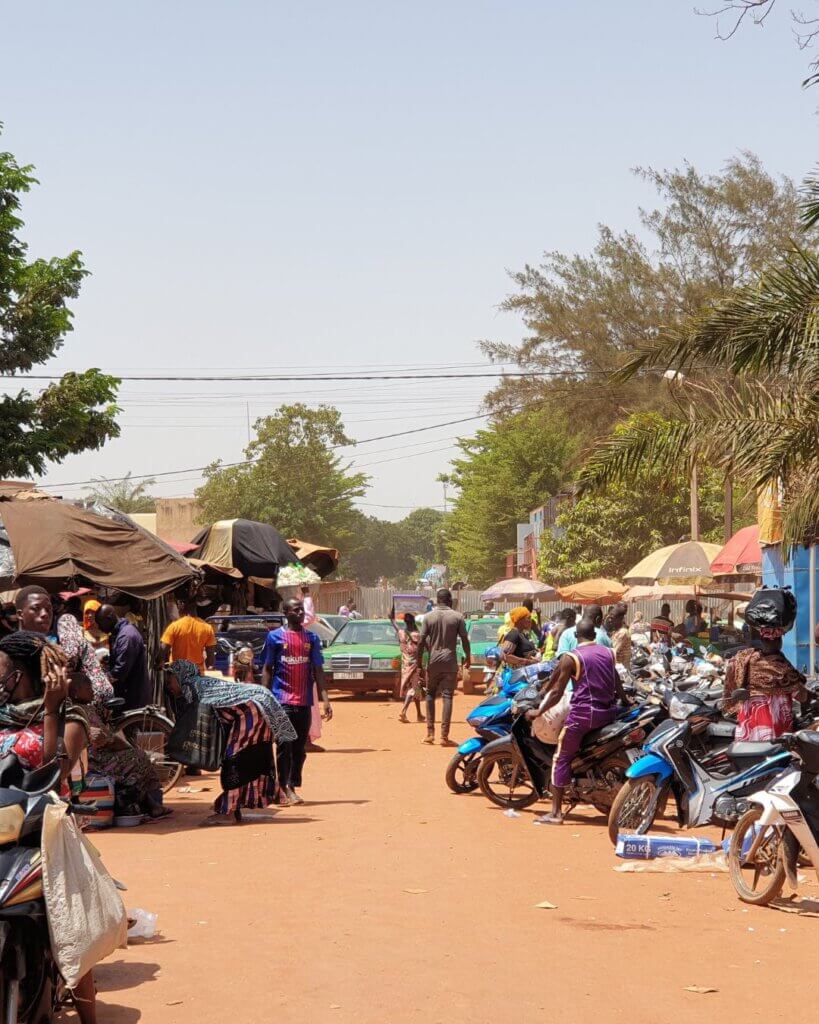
[711,525,762,578]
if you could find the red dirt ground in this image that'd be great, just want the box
[79,692,819,1023]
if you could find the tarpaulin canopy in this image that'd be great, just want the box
[557,578,626,605]
[624,541,723,587]
[710,524,762,579]
[191,519,298,578]
[287,538,339,579]
[480,577,558,602]
[0,494,196,599]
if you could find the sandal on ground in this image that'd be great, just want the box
[199,813,240,827]
[422,735,435,745]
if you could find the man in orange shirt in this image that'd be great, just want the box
[160,595,217,673]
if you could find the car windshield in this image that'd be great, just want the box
[333,621,398,646]
[468,621,501,643]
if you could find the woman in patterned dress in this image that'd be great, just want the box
[166,660,296,827]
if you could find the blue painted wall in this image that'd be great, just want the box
[762,544,817,676]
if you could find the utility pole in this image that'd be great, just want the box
[690,464,700,541]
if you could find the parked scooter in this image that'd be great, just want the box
[605,686,813,844]
[445,660,548,794]
[727,729,819,905]
[476,684,663,812]
[0,743,99,1021]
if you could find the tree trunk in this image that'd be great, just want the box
[690,465,700,541]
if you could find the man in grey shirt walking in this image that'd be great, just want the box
[417,588,470,747]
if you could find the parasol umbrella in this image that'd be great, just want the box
[710,524,762,579]
[557,578,626,605]
[480,577,558,602]
[624,541,723,587]
[0,494,196,599]
[191,519,298,578]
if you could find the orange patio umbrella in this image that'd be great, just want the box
[557,578,626,605]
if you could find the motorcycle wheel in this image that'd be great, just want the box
[728,807,785,906]
[477,750,539,809]
[445,751,480,794]
[119,709,184,794]
[606,777,661,845]
[588,751,631,817]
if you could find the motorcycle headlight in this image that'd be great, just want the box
[372,658,394,670]
[669,696,696,721]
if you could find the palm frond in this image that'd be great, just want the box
[801,169,819,230]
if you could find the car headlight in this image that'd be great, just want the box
[372,658,394,670]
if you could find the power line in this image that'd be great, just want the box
[6,369,592,383]
[37,412,490,490]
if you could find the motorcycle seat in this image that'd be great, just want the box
[727,741,783,759]
[707,722,736,739]
[582,721,624,746]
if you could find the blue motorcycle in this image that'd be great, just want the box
[606,688,794,844]
[445,661,551,794]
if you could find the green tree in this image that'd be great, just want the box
[0,128,119,476]
[482,155,811,434]
[538,415,742,584]
[84,472,157,514]
[343,507,446,585]
[577,174,819,549]
[444,407,576,587]
[196,404,368,551]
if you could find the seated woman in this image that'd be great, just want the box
[67,670,171,819]
[166,660,297,827]
[0,631,97,1024]
[56,613,114,707]
[724,628,809,742]
[500,607,540,668]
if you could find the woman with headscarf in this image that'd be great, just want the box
[0,631,98,1023]
[166,660,296,826]
[389,607,426,724]
[724,627,810,741]
[82,598,107,649]
[57,613,114,706]
[500,607,539,668]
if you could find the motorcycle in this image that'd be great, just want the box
[476,684,663,812]
[606,686,806,844]
[727,729,819,905]
[0,744,99,1021]
[444,660,540,794]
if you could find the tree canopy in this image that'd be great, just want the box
[538,414,744,584]
[343,507,446,586]
[0,128,120,476]
[444,407,576,587]
[84,473,157,514]
[482,155,811,434]
[195,404,368,551]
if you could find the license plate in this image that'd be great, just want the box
[332,672,364,680]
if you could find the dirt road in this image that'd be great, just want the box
[87,693,818,1024]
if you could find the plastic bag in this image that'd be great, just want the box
[127,908,158,940]
[614,853,728,873]
[40,797,128,989]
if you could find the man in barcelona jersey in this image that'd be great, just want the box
[262,598,332,805]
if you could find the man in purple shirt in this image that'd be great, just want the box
[96,605,152,710]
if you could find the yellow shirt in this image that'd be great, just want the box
[160,616,217,671]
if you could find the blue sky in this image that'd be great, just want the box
[1,1,817,517]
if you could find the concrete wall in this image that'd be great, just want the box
[155,497,205,543]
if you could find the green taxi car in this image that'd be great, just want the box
[461,616,504,693]
[323,619,403,698]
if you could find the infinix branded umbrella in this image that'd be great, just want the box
[624,541,723,587]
